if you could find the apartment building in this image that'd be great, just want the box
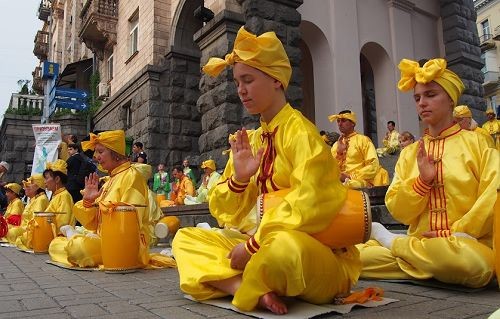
[30,0,484,169]
[475,0,500,117]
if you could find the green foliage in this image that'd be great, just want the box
[80,71,102,118]
[5,105,42,116]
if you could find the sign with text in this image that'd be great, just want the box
[49,86,89,114]
[31,123,61,176]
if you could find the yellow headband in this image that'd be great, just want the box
[4,183,21,196]
[397,58,464,106]
[23,174,45,190]
[453,105,472,118]
[486,107,495,115]
[202,26,292,89]
[328,112,357,125]
[201,159,216,171]
[132,163,152,181]
[81,130,126,156]
[46,159,68,175]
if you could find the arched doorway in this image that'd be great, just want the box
[360,53,378,143]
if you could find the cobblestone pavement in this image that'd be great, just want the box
[0,246,498,319]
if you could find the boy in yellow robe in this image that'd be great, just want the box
[482,107,500,150]
[1,183,24,240]
[358,58,499,288]
[172,26,361,315]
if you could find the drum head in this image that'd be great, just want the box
[0,216,7,238]
[154,223,169,239]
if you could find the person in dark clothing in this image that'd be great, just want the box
[131,142,148,163]
[65,143,86,202]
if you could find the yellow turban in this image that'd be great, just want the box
[328,112,357,125]
[202,26,292,89]
[81,130,126,156]
[4,183,22,196]
[201,159,216,171]
[132,163,152,181]
[486,107,495,115]
[46,159,68,175]
[453,105,472,118]
[397,58,464,106]
[23,174,45,190]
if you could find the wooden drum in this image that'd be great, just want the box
[259,188,371,248]
[32,212,56,253]
[100,205,140,272]
[154,216,180,239]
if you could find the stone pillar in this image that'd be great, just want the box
[440,0,486,118]
[195,0,303,169]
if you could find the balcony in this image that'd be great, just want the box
[482,70,499,91]
[38,0,51,21]
[33,31,49,60]
[479,34,496,52]
[32,67,43,95]
[494,26,500,41]
[79,0,118,59]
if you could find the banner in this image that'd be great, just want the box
[32,124,61,176]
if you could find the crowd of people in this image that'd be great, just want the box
[0,26,498,316]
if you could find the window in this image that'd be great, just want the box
[107,54,114,81]
[482,19,490,39]
[128,10,139,57]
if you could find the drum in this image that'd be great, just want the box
[100,205,140,271]
[154,216,180,239]
[259,188,371,248]
[32,212,56,253]
[0,216,7,238]
[156,194,166,206]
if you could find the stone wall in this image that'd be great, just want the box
[440,0,487,120]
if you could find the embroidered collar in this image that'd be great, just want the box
[260,103,293,132]
[424,124,461,140]
[109,161,131,177]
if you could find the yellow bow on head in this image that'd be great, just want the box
[202,26,292,89]
[4,183,22,195]
[201,159,216,171]
[81,130,126,156]
[23,174,45,190]
[397,58,464,106]
[453,105,472,118]
[46,159,68,175]
[328,112,357,125]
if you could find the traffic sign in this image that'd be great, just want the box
[53,98,88,111]
[55,87,88,99]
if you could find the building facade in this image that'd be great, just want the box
[25,0,484,172]
[475,0,500,118]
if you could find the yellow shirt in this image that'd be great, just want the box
[482,119,500,150]
[386,124,499,246]
[73,162,151,263]
[474,127,495,148]
[172,176,195,205]
[5,198,24,218]
[384,130,400,149]
[209,104,347,245]
[331,132,382,188]
[21,193,49,227]
[46,187,75,234]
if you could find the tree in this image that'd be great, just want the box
[17,79,34,95]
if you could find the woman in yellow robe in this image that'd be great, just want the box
[48,130,175,269]
[358,58,499,288]
[172,27,361,315]
[8,175,49,245]
[1,183,24,240]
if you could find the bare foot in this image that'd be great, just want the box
[258,292,288,315]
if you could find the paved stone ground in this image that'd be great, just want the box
[0,246,499,319]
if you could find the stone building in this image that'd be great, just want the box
[17,0,484,174]
[475,0,500,118]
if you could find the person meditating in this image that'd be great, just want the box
[8,175,49,246]
[48,130,175,269]
[172,26,361,315]
[358,58,499,288]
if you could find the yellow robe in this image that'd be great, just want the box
[331,132,389,188]
[171,176,195,205]
[8,193,49,245]
[358,125,499,288]
[474,127,496,148]
[48,162,175,268]
[481,119,500,151]
[2,198,24,241]
[173,104,361,311]
[184,171,221,204]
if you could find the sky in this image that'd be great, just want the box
[0,1,42,122]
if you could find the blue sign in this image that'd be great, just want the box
[42,61,59,79]
[55,87,88,99]
[53,98,88,111]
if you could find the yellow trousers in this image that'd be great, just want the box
[172,227,361,311]
[358,236,494,288]
[6,226,24,245]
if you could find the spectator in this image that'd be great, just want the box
[131,142,148,163]
[398,131,415,149]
